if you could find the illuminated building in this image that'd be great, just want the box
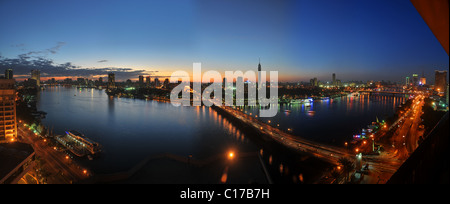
[419,71,426,85]
[435,70,447,95]
[420,77,426,86]
[0,79,17,143]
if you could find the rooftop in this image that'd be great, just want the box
[0,142,35,181]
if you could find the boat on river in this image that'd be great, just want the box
[55,130,102,157]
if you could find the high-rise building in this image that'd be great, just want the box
[146,76,151,87]
[0,79,17,143]
[435,70,447,94]
[31,70,40,87]
[5,69,13,80]
[420,77,426,86]
[406,77,410,87]
[419,71,426,86]
[332,73,336,86]
[163,78,169,89]
[154,78,160,88]
[77,78,86,85]
[139,75,144,87]
[107,73,116,90]
[310,78,318,87]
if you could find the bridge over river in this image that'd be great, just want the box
[213,105,404,183]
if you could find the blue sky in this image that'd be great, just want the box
[292,0,448,82]
[0,0,448,82]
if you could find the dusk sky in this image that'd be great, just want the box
[0,0,448,83]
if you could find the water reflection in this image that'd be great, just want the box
[243,94,407,147]
[36,87,405,183]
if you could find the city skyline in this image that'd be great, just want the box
[1,0,448,186]
[0,0,448,83]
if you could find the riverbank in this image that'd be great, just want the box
[212,105,334,184]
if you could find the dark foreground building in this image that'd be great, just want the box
[0,142,36,184]
[388,113,449,184]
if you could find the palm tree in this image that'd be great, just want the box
[338,157,355,183]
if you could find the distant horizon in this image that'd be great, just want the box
[8,69,445,86]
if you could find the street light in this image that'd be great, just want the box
[227,151,236,160]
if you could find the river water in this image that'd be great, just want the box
[36,86,406,183]
[245,94,407,147]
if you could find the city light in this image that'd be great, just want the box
[228,151,235,160]
[1,0,447,186]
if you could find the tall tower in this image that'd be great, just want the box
[257,58,262,84]
[257,59,262,105]
[332,73,336,86]
[258,58,262,72]
[0,79,17,143]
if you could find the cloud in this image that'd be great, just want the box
[97,60,108,63]
[22,42,66,57]
[11,43,25,48]
[47,42,66,54]
[0,54,156,81]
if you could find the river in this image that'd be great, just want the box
[36,86,406,183]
